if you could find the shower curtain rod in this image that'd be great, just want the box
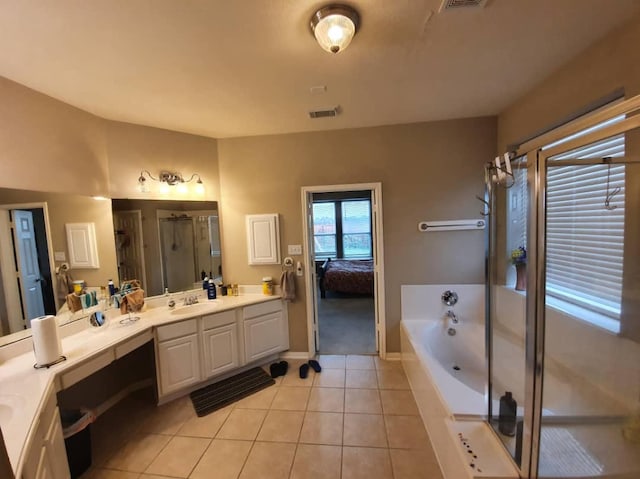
[546,156,640,166]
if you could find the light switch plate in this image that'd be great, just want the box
[288,244,302,255]
[54,251,66,261]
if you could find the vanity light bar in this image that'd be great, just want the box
[418,219,486,232]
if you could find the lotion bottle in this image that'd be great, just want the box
[207,279,217,300]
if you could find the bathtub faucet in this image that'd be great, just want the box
[445,309,459,324]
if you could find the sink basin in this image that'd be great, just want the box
[0,395,22,425]
[0,404,13,424]
[170,302,218,316]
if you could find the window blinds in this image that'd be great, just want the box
[544,125,625,318]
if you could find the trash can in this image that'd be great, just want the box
[61,409,95,479]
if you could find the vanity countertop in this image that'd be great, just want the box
[0,293,282,477]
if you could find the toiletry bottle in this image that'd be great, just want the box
[499,391,517,436]
[262,277,274,295]
[202,276,209,290]
[207,279,217,300]
[107,279,116,297]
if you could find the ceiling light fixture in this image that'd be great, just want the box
[310,4,360,54]
[138,170,205,195]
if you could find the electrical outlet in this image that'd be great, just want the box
[54,251,66,261]
[288,244,302,255]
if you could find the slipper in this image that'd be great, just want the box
[278,360,289,376]
[308,359,322,373]
[299,363,310,379]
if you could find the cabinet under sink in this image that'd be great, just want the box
[154,299,288,401]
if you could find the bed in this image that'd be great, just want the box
[318,258,374,298]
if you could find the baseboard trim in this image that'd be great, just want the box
[95,378,153,417]
[279,351,311,360]
[385,352,401,361]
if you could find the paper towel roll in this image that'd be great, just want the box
[31,315,63,366]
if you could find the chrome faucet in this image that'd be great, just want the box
[445,309,459,324]
[183,295,199,306]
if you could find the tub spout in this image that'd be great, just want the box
[445,310,459,324]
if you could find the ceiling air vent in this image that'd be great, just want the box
[439,0,488,12]
[308,106,339,119]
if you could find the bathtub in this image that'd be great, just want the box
[400,283,519,478]
[401,318,519,479]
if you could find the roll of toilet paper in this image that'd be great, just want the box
[31,315,63,366]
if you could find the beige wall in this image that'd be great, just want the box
[106,121,220,202]
[498,14,640,151]
[0,77,109,196]
[218,118,497,352]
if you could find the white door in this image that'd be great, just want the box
[370,190,380,353]
[113,210,147,288]
[158,334,201,395]
[305,193,320,353]
[13,210,45,323]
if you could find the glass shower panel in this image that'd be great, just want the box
[159,217,196,292]
[538,130,640,478]
[489,155,528,466]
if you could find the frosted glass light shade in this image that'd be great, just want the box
[311,5,360,54]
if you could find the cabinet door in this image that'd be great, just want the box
[244,312,287,363]
[246,214,280,265]
[44,408,70,479]
[34,446,53,479]
[203,324,238,378]
[158,334,201,395]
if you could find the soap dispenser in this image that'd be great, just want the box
[499,391,517,436]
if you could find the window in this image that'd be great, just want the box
[313,199,372,259]
[312,202,337,257]
[507,115,625,326]
[544,122,625,321]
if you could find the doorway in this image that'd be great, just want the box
[0,203,56,333]
[301,183,386,357]
[113,210,147,290]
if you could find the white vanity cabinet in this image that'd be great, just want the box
[156,319,201,396]
[243,300,289,363]
[22,386,70,479]
[154,298,288,402]
[202,310,239,378]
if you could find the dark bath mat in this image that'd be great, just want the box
[190,367,275,417]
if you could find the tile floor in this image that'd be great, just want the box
[81,355,443,479]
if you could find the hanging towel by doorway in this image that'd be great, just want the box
[56,267,74,302]
[280,270,296,302]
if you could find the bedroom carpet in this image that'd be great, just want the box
[317,294,376,354]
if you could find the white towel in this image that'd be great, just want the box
[280,270,296,302]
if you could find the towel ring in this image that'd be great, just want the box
[283,257,294,269]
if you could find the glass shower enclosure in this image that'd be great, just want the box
[487,97,640,478]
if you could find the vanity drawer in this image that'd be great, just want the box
[60,349,115,389]
[157,319,198,342]
[115,330,153,359]
[243,300,282,320]
[203,310,236,330]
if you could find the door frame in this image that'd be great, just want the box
[301,182,387,358]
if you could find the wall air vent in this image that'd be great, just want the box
[439,0,488,12]
[309,106,339,119]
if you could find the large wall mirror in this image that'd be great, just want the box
[0,188,222,346]
[111,199,221,297]
[0,187,118,341]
